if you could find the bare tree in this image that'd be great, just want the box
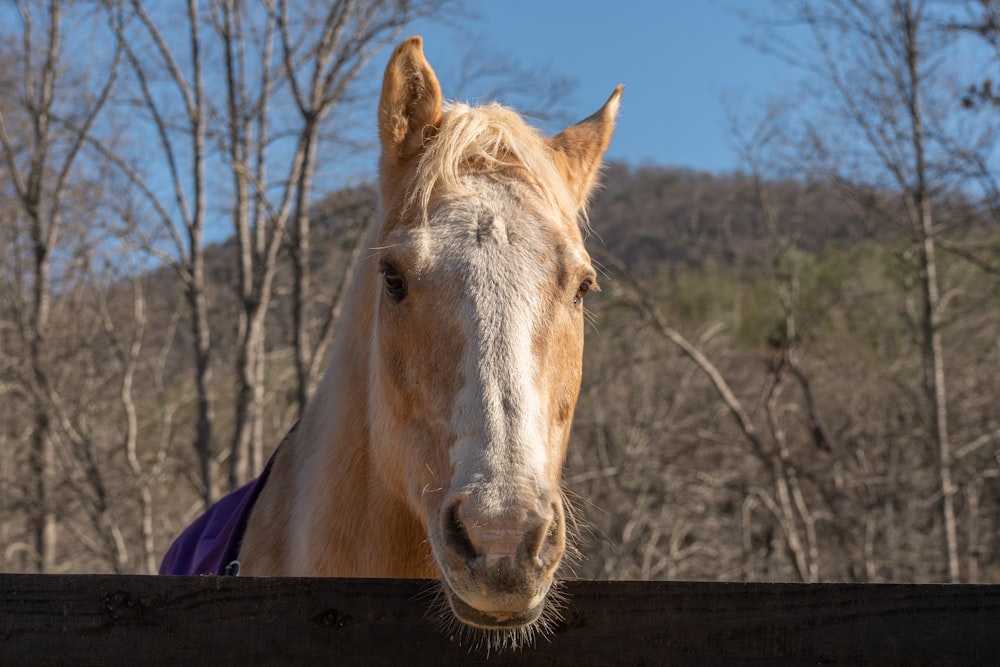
[211,0,283,487]
[98,0,220,503]
[595,249,824,583]
[0,0,119,571]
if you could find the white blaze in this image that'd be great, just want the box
[440,187,551,515]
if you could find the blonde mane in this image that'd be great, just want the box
[406,102,581,227]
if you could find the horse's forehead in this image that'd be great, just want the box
[402,182,586,275]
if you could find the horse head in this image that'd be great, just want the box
[371,36,620,635]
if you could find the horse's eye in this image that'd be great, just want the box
[383,266,407,301]
[574,277,595,305]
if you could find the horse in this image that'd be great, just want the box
[161,35,621,648]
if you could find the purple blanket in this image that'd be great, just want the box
[159,453,276,576]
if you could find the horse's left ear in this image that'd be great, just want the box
[379,36,443,167]
[547,85,623,208]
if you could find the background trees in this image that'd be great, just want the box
[0,0,998,583]
[749,0,1000,583]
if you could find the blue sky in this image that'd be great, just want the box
[400,1,802,174]
[0,2,802,179]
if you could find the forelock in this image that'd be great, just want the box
[405,102,581,229]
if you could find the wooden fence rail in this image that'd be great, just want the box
[2,574,998,665]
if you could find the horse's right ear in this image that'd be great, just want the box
[379,36,443,167]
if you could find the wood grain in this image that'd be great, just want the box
[2,575,998,665]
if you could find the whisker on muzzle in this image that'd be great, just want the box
[427,579,566,656]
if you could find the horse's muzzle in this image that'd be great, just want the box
[437,495,565,628]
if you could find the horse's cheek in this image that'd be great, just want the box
[373,308,459,517]
[408,317,464,515]
[366,321,413,492]
[539,308,584,472]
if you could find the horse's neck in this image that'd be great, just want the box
[244,222,434,577]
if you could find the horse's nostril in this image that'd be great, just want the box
[445,502,478,562]
[524,508,557,560]
[520,521,540,560]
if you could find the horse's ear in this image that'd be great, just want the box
[379,36,443,166]
[547,85,623,208]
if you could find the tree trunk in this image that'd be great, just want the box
[188,0,215,506]
[29,410,56,573]
[902,4,959,582]
[292,126,318,414]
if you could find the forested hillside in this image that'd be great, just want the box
[4,161,999,583]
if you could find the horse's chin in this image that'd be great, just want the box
[432,579,563,653]
[441,583,547,630]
